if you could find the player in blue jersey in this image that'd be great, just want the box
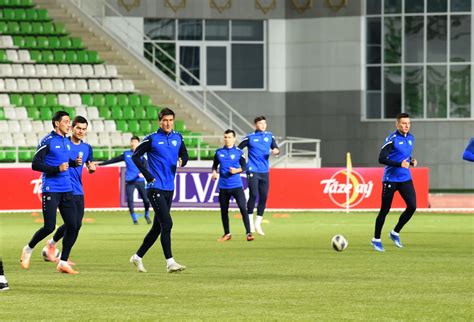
[129,108,189,273]
[98,135,151,224]
[238,116,279,236]
[212,130,254,242]
[462,138,474,162]
[21,111,81,274]
[372,113,417,252]
[44,116,96,264]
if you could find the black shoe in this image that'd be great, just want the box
[133,221,138,225]
[0,282,9,291]
[145,216,151,224]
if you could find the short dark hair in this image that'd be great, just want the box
[72,115,88,128]
[224,129,236,137]
[158,107,175,121]
[52,110,69,128]
[254,115,266,124]
[396,113,410,121]
[131,135,140,142]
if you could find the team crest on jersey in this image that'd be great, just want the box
[171,140,178,146]
[408,140,412,145]
[66,144,70,150]
[230,154,235,159]
[253,139,259,142]
[264,137,269,142]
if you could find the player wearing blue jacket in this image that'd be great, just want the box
[129,108,189,273]
[462,138,474,162]
[44,116,96,265]
[21,111,81,274]
[98,136,151,224]
[238,116,279,235]
[372,113,418,252]
[212,130,254,242]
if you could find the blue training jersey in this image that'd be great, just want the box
[32,131,73,193]
[68,137,93,195]
[238,130,278,173]
[212,145,246,189]
[462,137,474,162]
[380,130,415,182]
[132,129,189,191]
[99,150,145,182]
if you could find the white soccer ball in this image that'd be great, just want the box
[41,245,60,262]
[331,235,348,251]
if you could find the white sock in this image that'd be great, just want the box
[48,239,56,246]
[255,216,263,226]
[0,275,7,283]
[166,258,176,266]
[391,230,399,236]
[59,260,68,266]
[133,254,142,261]
[24,245,33,253]
[372,238,381,242]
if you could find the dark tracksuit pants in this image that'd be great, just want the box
[53,194,84,246]
[126,181,150,215]
[136,189,173,259]
[28,192,78,261]
[247,172,269,217]
[219,188,251,235]
[374,180,417,239]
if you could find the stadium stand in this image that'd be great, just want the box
[0,1,211,161]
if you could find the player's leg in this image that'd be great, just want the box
[255,173,269,235]
[218,189,232,241]
[233,188,253,241]
[136,181,151,224]
[0,258,9,291]
[125,182,138,224]
[21,192,59,269]
[390,180,417,248]
[246,172,258,233]
[372,182,397,251]
[56,192,79,274]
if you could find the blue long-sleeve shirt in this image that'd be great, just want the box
[132,129,188,191]
[32,131,73,193]
[238,130,278,173]
[378,130,415,182]
[68,137,93,195]
[99,150,146,182]
[462,138,474,162]
[212,145,246,189]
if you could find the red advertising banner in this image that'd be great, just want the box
[0,167,120,210]
[0,167,428,211]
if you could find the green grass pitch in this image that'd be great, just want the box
[0,210,472,320]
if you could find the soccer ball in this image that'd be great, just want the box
[41,245,60,262]
[331,235,348,252]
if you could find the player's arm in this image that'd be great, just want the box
[32,143,64,174]
[86,146,96,173]
[132,138,154,182]
[230,154,246,174]
[211,153,219,180]
[462,138,474,162]
[237,136,249,150]
[97,154,124,166]
[378,141,403,167]
[178,136,189,167]
[271,136,280,155]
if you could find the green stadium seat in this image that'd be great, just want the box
[19,21,31,34]
[129,94,140,106]
[117,94,128,106]
[134,106,146,119]
[9,93,21,106]
[191,132,203,145]
[3,9,15,20]
[105,94,117,106]
[86,50,100,63]
[59,37,71,49]
[64,106,75,117]
[40,106,52,120]
[19,149,34,162]
[187,149,198,159]
[41,50,53,63]
[53,22,66,35]
[199,149,210,159]
[53,50,65,63]
[29,50,40,61]
[21,0,35,7]
[70,37,83,49]
[123,106,134,119]
[34,94,46,106]
[9,0,20,6]
[46,94,57,106]
[42,22,54,34]
[7,22,20,34]
[140,95,152,106]
[99,106,111,118]
[81,94,92,106]
[0,108,5,120]
[22,94,34,107]
[0,22,8,33]
[36,9,49,21]
[3,149,17,162]
[27,106,39,118]
[14,9,26,20]
[32,22,42,34]
[174,120,186,132]
[76,50,87,63]
[93,94,105,107]
[111,106,123,119]
[25,9,37,21]
[36,36,48,48]
[65,50,77,63]
[139,120,152,133]
[127,120,139,133]
[48,36,60,49]
[145,106,159,120]
[116,120,127,131]
[0,50,7,62]
[93,149,105,161]
[24,35,36,48]
[12,35,24,46]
